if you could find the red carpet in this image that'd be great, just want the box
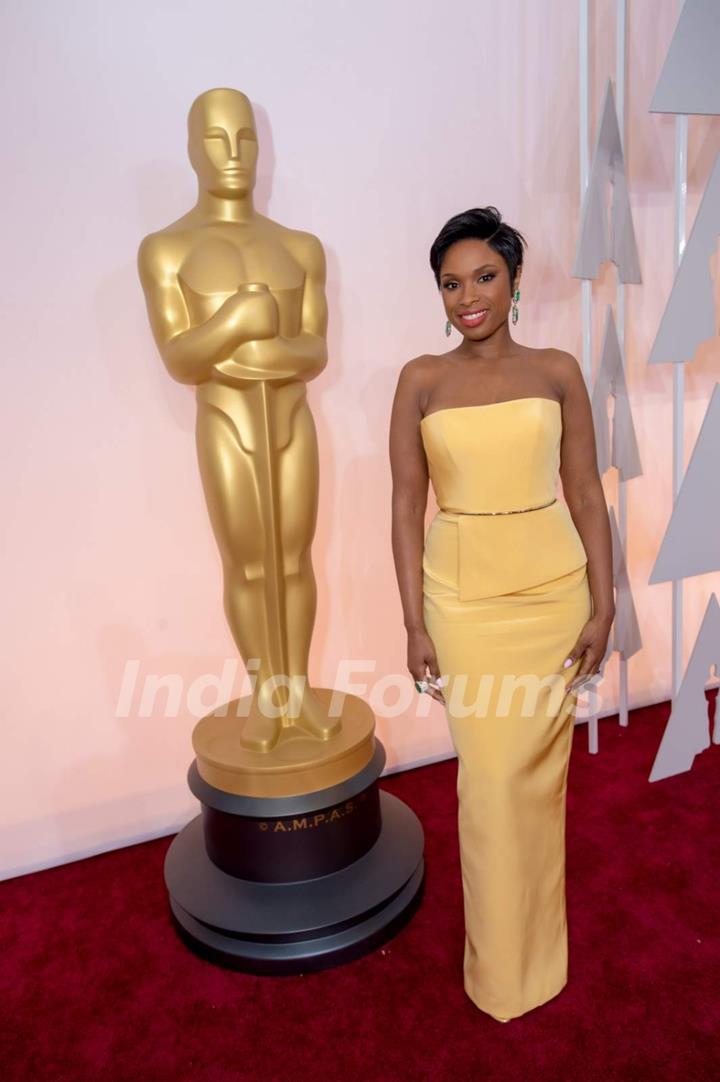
[2,699,718,1082]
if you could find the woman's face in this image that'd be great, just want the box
[438,237,519,340]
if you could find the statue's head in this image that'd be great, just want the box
[187,88,258,198]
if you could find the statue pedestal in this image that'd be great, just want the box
[163,740,425,973]
[192,687,378,797]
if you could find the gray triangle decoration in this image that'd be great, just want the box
[648,150,720,365]
[649,382,720,584]
[649,593,720,781]
[572,79,642,283]
[608,507,642,661]
[590,307,643,480]
[649,0,720,117]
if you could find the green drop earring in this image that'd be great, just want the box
[511,289,520,325]
[445,319,452,337]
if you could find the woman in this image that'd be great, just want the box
[388,206,614,1022]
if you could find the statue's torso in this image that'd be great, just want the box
[176,223,305,339]
[160,219,313,449]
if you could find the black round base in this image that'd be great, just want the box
[164,790,425,974]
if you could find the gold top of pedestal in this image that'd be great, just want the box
[192,688,376,798]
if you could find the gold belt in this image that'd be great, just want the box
[439,497,557,516]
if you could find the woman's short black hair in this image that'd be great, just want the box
[429,206,527,289]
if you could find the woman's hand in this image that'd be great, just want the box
[564,613,614,694]
[407,627,446,704]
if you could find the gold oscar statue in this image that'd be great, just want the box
[138,87,375,796]
[137,88,423,972]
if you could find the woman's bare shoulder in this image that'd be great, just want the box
[527,347,584,401]
[400,352,449,373]
[396,353,448,400]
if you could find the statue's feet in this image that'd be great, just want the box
[238,709,281,752]
[284,688,341,742]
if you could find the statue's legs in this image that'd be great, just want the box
[276,398,341,740]
[195,398,284,746]
[195,387,339,748]
[275,395,318,676]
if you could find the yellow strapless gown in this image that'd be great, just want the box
[420,396,591,1022]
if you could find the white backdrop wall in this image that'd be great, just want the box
[2,0,718,879]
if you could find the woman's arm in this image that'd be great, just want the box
[389,360,429,631]
[556,350,615,621]
[388,360,445,703]
[554,351,615,692]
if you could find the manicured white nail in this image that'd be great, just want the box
[563,658,573,669]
